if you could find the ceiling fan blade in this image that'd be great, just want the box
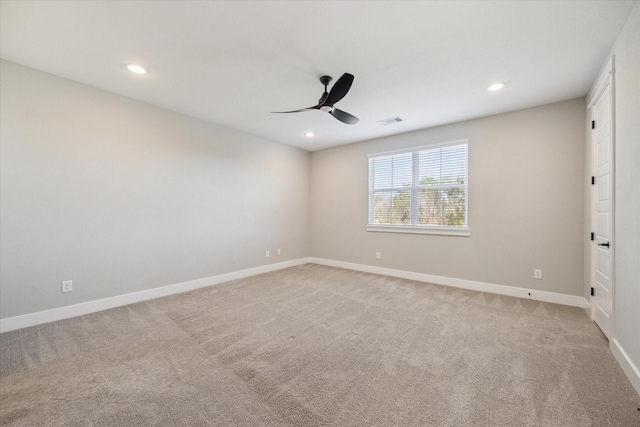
[323,73,354,106]
[330,108,360,125]
[271,106,319,113]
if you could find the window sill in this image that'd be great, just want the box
[366,225,470,236]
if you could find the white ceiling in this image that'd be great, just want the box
[0,1,635,151]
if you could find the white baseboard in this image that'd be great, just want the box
[0,257,591,333]
[610,338,640,397]
[0,258,310,333]
[309,257,589,308]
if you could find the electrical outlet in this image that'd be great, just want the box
[533,269,542,280]
[266,250,270,258]
[277,249,281,256]
[62,280,73,293]
[376,252,381,260]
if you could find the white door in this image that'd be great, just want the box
[592,83,613,339]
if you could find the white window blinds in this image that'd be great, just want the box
[368,141,468,234]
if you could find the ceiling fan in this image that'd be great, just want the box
[272,73,360,125]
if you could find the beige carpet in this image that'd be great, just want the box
[1,264,639,426]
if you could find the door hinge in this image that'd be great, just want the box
[590,232,595,241]
[591,287,595,296]
[591,176,595,185]
[591,120,596,129]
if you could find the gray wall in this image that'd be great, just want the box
[0,60,310,319]
[608,2,640,383]
[311,98,585,296]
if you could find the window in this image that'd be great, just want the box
[368,140,469,236]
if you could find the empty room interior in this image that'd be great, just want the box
[1,1,639,426]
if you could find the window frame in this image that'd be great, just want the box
[367,139,470,237]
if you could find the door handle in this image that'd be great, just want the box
[598,242,610,248]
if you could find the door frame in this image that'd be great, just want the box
[586,56,615,337]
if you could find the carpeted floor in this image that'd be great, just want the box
[1,263,639,426]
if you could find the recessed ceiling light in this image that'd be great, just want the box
[305,131,315,137]
[487,82,505,91]
[127,64,147,74]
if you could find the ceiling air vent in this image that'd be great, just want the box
[377,117,403,126]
